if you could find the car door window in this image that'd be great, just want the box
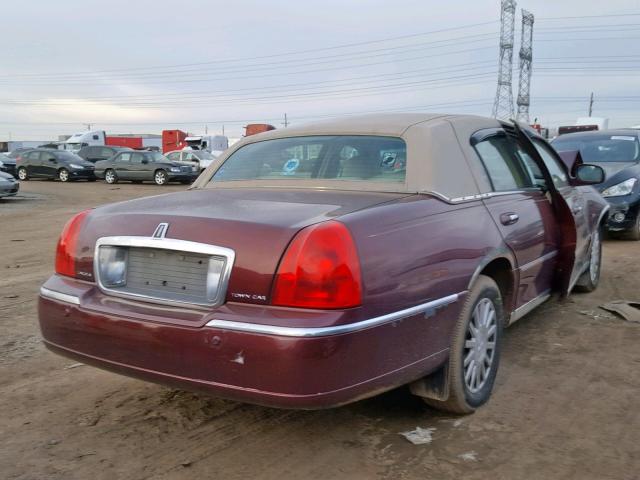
[130,153,144,164]
[531,139,569,188]
[117,153,131,163]
[41,151,56,162]
[166,152,180,161]
[184,153,196,161]
[473,135,532,191]
[28,151,41,161]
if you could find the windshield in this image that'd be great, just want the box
[552,134,640,163]
[56,151,84,162]
[195,151,215,160]
[210,135,406,185]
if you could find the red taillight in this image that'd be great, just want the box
[55,209,91,278]
[272,221,362,309]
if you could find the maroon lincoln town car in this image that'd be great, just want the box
[38,114,609,413]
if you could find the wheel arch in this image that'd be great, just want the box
[467,251,517,317]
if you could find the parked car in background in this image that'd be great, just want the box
[77,145,132,163]
[0,171,19,198]
[16,149,96,182]
[165,149,217,172]
[94,150,198,185]
[38,114,609,414]
[552,129,640,239]
[6,147,33,159]
[0,153,16,176]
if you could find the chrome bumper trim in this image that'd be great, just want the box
[40,287,81,305]
[206,293,463,338]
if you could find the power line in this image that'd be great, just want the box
[0,20,499,79]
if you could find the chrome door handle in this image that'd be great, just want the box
[500,212,519,226]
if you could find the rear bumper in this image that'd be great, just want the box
[38,276,460,409]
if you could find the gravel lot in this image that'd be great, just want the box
[1,180,638,480]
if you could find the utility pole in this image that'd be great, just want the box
[588,92,594,116]
[205,125,208,134]
[516,9,534,123]
[492,0,517,120]
[222,125,225,136]
[85,123,92,131]
[282,113,289,128]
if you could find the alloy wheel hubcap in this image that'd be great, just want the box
[590,230,600,283]
[18,169,26,179]
[156,172,165,184]
[464,298,497,394]
[106,171,114,182]
[60,170,68,181]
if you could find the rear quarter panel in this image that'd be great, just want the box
[339,195,508,353]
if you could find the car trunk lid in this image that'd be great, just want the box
[75,187,407,312]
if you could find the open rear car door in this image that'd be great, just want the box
[509,122,583,297]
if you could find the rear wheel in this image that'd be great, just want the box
[17,167,28,180]
[58,168,70,182]
[104,169,117,184]
[575,227,602,292]
[154,170,168,186]
[422,275,504,414]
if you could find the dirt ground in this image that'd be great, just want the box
[1,180,638,480]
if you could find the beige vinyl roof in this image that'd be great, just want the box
[194,113,503,200]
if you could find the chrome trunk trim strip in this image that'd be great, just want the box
[206,293,463,338]
[40,286,81,305]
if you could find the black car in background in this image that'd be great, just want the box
[0,153,16,176]
[77,145,132,163]
[552,129,640,239]
[16,149,96,182]
[94,150,198,185]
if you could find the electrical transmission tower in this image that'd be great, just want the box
[492,0,517,120]
[516,10,534,123]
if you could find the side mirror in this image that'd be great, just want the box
[574,164,605,185]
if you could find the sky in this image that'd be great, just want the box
[1,0,639,141]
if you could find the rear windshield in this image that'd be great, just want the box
[552,134,640,163]
[210,136,407,185]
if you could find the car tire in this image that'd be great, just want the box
[104,169,118,184]
[574,227,602,292]
[154,170,168,186]
[58,168,70,182]
[17,167,28,181]
[422,275,504,414]
[623,214,640,241]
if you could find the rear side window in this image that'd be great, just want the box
[117,153,131,163]
[473,135,532,191]
[28,151,40,160]
[130,153,144,164]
